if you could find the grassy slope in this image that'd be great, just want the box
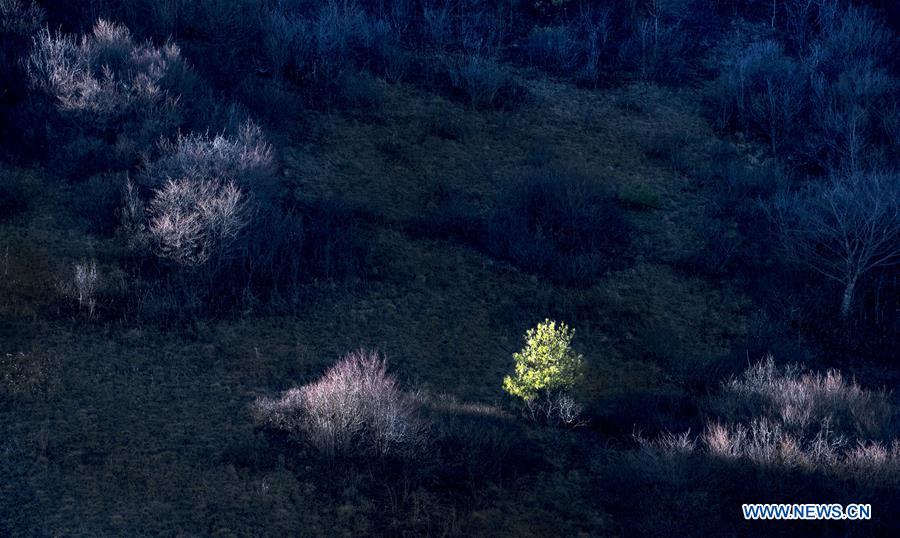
[1,73,748,535]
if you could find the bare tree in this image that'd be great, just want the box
[772,171,900,319]
[250,350,426,459]
[147,179,249,267]
[56,259,100,318]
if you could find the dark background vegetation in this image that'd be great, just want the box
[1,0,898,535]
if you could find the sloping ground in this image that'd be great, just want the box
[1,73,748,534]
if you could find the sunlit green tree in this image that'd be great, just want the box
[504,319,585,425]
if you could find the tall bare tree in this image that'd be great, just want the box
[772,171,900,319]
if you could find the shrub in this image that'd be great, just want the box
[700,419,900,484]
[707,7,898,171]
[26,20,190,173]
[146,179,249,267]
[0,0,42,83]
[486,171,630,286]
[223,197,370,306]
[141,121,275,192]
[637,357,900,489]
[251,350,425,459]
[444,53,520,109]
[503,319,585,426]
[56,259,100,318]
[109,0,265,88]
[519,3,702,86]
[262,0,406,99]
[0,0,41,35]
[705,161,785,216]
[702,418,846,469]
[809,5,893,77]
[805,60,897,173]
[522,25,582,75]
[127,194,369,320]
[132,121,274,268]
[55,258,128,320]
[709,355,897,442]
[0,0,43,152]
[275,0,370,84]
[621,11,693,84]
[707,40,806,156]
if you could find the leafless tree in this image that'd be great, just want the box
[27,19,183,125]
[772,171,900,319]
[147,179,249,267]
[251,350,426,459]
[57,259,100,318]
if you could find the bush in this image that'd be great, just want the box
[808,5,894,76]
[262,0,407,101]
[146,179,249,267]
[805,61,897,173]
[126,194,369,321]
[0,0,43,153]
[443,53,521,109]
[0,0,41,84]
[109,0,265,88]
[267,1,369,84]
[700,418,900,484]
[705,161,785,216]
[115,119,311,318]
[520,2,706,85]
[503,319,585,426]
[26,20,191,174]
[132,121,274,268]
[702,417,847,469]
[709,355,897,442]
[636,357,900,491]
[0,0,40,35]
[522,25,582,76]
[256,196,369,293]
[707,40,806,156]
[707,7,898,171]
[251,350,425,459]
[56,259,100,318]
[621,11,693,84]
[486,171,630,286]
[798,5,898,171]
[140,121,275,193]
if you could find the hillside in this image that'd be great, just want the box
[2,1,898,536]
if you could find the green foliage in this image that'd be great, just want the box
[503,319,584,402]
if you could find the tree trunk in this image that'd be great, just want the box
[840,277,857,320]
